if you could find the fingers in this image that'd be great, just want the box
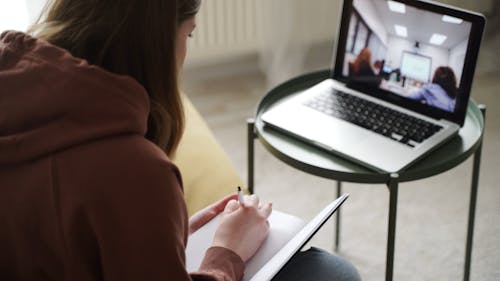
[226,194,272,219]
[259,202,273,218]
[214,196,272,262]
[190,193,271,236]
[243,195,272,219]
[224,199,240,213]
[188,210,217,235]
[189,194,237,232]
[212,193,238,213]
[244,194,259,208]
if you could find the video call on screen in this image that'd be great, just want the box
[343,0,472,112]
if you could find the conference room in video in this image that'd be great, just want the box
[343,0,472,112]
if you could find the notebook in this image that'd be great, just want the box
[261,0,485,173]
[186,194,349,281]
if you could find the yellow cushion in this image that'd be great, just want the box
[174,95,245,215]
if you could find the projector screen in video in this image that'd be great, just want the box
[400,52,432,83]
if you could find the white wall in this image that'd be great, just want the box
[25,0,46,23]
[353,0,388,45]
[0,0,45,33]
[385,36,469,83]
[449,39,468,81]
[0,1,29,32]
[187,0,342,68]
[386,35,449,81]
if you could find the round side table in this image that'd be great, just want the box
[247,70,485,281]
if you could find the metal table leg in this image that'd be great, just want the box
[463,105,485,281]
[335,181,342,251]
[247,119,256,194]
[386,173,399,281]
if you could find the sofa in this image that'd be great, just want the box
[173,96,245,215]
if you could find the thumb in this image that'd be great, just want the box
[224,199,240,214]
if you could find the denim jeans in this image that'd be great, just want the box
[272,247,362,281]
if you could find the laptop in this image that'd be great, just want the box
[261,0,485,173]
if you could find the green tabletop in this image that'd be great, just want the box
[254,70,485,184]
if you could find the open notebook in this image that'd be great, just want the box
[186,194,349,281]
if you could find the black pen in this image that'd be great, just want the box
[237,186,245,206]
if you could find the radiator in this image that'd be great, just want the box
[186,0,340,67]
[186,0,263,66]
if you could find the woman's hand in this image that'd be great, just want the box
[212,194,272,262]
[188,194,237,235]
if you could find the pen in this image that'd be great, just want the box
[237,186,245,206]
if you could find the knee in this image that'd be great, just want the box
[273,247,362,281]
[309,247,362,281]
[332,255,362,281]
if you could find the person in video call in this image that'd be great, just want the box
[408,66,458,112]
[0,0,361,280]
[373,60,384,75]
[348,47,383,89]
[349,47,376,77]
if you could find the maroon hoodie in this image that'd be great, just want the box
[0,31,243,281]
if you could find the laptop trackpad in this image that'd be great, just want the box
[280,106,369,150]
[307,118,368,150]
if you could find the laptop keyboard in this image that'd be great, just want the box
[303,90,442,147]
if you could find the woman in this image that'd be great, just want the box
[408,66,458,112]
[0,1,360,280]
[349,48,376,77]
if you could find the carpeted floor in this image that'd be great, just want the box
[181,32,500,281]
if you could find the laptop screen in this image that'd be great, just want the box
[333,0,485,126]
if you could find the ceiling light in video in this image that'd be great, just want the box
[387,1,406,14]
[394,25,408,37]
[442,15,463,24]
[429,33,447,45]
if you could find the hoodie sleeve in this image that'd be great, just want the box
[61,138,244,281]
[192,247,245,280]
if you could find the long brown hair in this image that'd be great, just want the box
[432,66,457,99]
[179,0,201,23]
[29,0,200,157]
[351,48,372,74]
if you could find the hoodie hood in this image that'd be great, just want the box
[0,31,149,164]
